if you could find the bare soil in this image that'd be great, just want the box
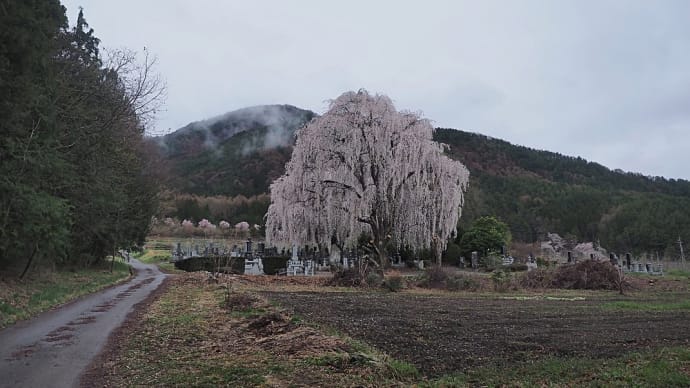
[264,291,690,377]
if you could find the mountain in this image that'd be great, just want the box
[156,105,315,196]
[435,129,690,255]
[155,106,690,256]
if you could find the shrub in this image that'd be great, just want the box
[174,256,244,274]
[365,271,383,288]
[552,260,620,290]
[383,271,405,292]
[442,243,462,265]
[327,266,382,288]
[519,268,554,289]
[445,274,481,291]
[262,256,289,275]
[481,254,503,271]
[418,266,450,289]
[491,269,517,292]
[327,267,363,287]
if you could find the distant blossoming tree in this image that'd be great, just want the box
[219,220,230,229]
[198,218,214,229]
[234,221,250,231]
[265,90,470,267]
[181,219,194,236]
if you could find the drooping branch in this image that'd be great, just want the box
[265,90,470,266]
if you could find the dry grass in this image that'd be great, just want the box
[85,271,690,387]
[0,261,131,328]
[89,273,415,387]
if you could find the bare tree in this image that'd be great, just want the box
[103,47,167,134]
[265,90,470,267]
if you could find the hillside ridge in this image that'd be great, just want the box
[155,106,690,255]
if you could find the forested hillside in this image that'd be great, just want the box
[436,129,690,256]
[156,113,690,256]
[158,105,314,196]
[1,1,162,276]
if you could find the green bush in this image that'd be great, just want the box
[174,256,244,274]
[481,254,503,271]
[418,266,450,289]
[491,269,515,292]
[365,272,383,287]
[383,272,405,292]
[262,256,289,275]
[446,274,481,291]
[442,243,462,265]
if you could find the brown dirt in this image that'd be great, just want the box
[264,291,690,377]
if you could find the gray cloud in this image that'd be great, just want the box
[62,0,690,179]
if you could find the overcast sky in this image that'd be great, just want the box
[61,0,690,180]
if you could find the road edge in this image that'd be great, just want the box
[78,275,173,387]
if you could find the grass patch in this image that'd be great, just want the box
[229,307,266,319]
[136,248,170,264]
[604,300,690,311]
[94,274,425,387]
[0,260,131,328]
[667,269,690,279]
[388,359,420,379]
[424,347,690,387]
[136,241,184,274]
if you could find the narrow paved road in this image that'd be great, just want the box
[0,259,166,388]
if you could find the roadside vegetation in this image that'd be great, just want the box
[86,272,690,387]
[135,239,183,273]
[427,347,690,387]
[86,274,422,387]
[0,259,131,328]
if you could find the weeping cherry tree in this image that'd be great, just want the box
[265,90,470,267]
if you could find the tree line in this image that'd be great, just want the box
[0,1,164,276]
[439,129,690,257]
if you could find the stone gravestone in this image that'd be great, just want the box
[245,238,253,256]
[471,251,478,269]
